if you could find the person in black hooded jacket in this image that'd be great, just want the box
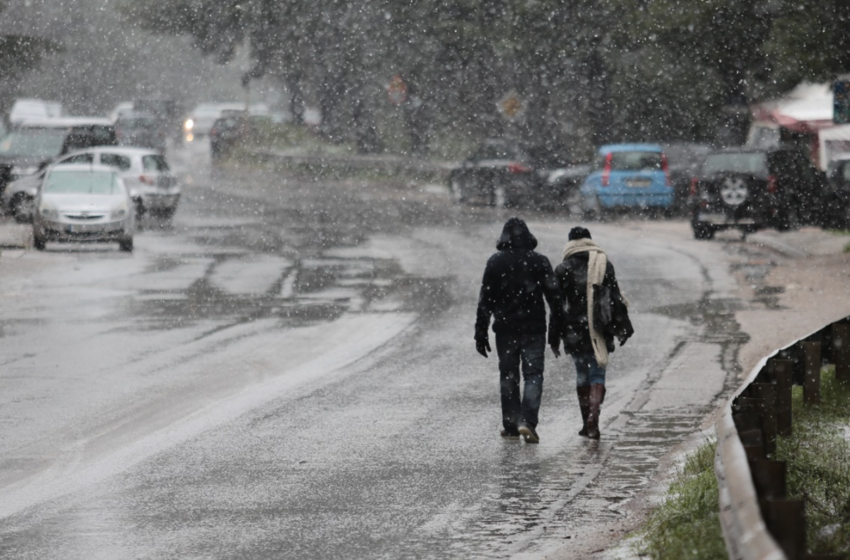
[475,217,562,444]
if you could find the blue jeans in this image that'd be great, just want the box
[495,333,545,430]
[572,353,606,387]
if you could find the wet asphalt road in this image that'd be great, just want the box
[0,140,746,559]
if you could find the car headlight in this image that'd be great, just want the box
[11,165,38,177]
[111,203,129,219]
[184,118,194,131]
[39,202,59,219]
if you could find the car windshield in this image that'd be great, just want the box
[703,153,767,176]
[0,129,66,158]
[44,170,120,195]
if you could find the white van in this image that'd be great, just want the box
[9,98,64,125]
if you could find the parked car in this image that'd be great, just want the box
[545,163,591,214]
[662,142,712,214]
[4,146,179,223]
[115,113,167,151]
[184,102,245,140]
[689,146,827,239]
[0,118,117,208]
[32,164,135,252]
[210,114,250,161]
[8,98,63,125]
[448,138,569,208]
[580,144,674,219]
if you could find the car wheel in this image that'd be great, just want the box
[449,174,467,203]
[33,231,46,251]
[11,194,33,224]
[564,187,582,215]
[582,195,606,221]
[119,236,134,252]
[719,176,748,207]
[775,203,800,231]
[692,222,715,240]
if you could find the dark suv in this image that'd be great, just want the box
[0,118,117,197]
[689,146,826,239]
[824,156,850,228]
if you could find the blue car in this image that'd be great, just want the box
[580,143,674,218]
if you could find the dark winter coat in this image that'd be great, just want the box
[555,252,629,355]
[475,218,562,345]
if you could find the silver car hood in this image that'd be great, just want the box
[41,193,127,212]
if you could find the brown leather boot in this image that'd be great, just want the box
[586,384,606,440]
[576,386,591,437]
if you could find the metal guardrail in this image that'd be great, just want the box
[715,317,850,560]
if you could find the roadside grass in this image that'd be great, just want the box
[773,366,850,556]
[633,440,726,559]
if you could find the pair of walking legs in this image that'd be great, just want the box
[573,353,606,439]
[496,333,544,442]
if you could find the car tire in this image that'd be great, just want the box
[119,236,134,252]
[33,232,46,251]
[692,222,715,240]
[564,187,582,216]
[449,174,467,203]
[775,204,799,232]
[11,194,33,224]
[582,195,606,221]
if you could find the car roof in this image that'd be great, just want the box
[598,143,663,153]
[707,145,802,155]
[63,146,163,157]
[47,163,117,173]
[17,117,113,128]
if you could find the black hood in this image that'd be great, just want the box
[496,217,537,250]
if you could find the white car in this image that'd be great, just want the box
[184,102,245,139]
[4,146,180,222]
[32,164,135,252]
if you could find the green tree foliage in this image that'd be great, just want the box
[123,0,850,156]
[764,0,850,90]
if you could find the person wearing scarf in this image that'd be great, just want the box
[555,226,632,439]
[475,217,563,443]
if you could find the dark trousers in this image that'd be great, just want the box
[496,332,545,430]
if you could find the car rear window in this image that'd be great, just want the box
[702,153,767,176]
[142,155,170,172]
[100,153,132,171]
[596,151,663,171]
[0,129,66,158]
[44,170,120,194]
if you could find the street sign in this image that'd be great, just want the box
[834,79,850,124]
[497,91,525,121]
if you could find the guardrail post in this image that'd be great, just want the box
[772,359,794,436]
[763,498,806,559]
[749,459,786,499]
[833,323,850,384]
[748,383,777,453]
[802,341,822,404]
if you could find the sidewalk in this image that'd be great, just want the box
[746,226,850,258]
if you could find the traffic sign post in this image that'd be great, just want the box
[497,90,525,121]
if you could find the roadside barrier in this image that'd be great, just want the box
[715,317,850,560]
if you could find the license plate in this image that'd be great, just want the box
[626,179,651,187]
[698,213,727,223]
